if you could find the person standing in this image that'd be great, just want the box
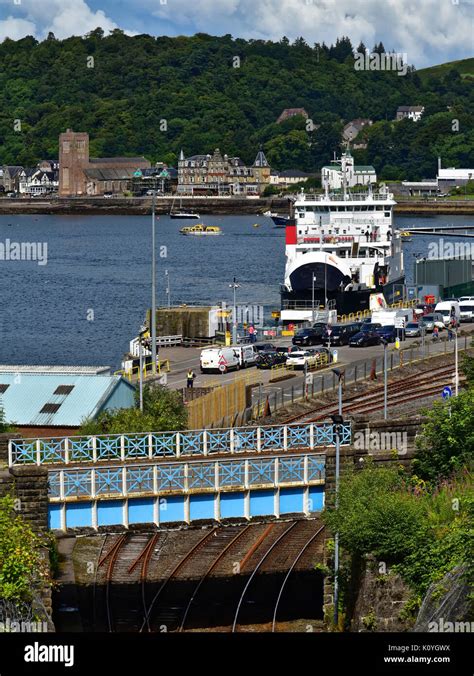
[365,229,370,242]
[186,370,196,388]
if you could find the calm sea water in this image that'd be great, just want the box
[0,212,471,368]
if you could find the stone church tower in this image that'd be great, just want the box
[59,130,90,197]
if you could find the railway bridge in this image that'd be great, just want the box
[8,421,351,531]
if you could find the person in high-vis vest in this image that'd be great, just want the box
[187,370,196,388]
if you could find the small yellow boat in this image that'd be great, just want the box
[180,224,222,236]
[252,223,261,228]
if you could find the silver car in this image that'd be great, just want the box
[405,322,421,337]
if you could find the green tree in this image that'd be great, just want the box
[0,496,49,603]
[413,390,474,482]
[79,384,187,435]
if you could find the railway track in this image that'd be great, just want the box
[232,519,325,632]
[284,364,459,424]
[89,520,327,633]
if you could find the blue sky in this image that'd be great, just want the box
[0,0,473,68]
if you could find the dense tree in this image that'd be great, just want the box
[0,32,471,178]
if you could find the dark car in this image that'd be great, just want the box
[254,342,276,352]
[349,323,382,347]
[322,323,362,346]
[292,327,324,346]
[375,325,405,343]
[309,347,334,364]
[256,350,287,369]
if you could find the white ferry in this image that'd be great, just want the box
[281,154,405,322]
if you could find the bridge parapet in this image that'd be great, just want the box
[9,422,352,467]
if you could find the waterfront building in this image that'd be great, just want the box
[0,366,135,437]
[270,169,315,187]
[0,165,23,193]
[321,151,377,190]
[437,157,473,190]
[58,129,151,196]
[177,147,271,195]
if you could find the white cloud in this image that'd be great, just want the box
[149,0,473,67]
[0,0,472,66]
[0,0,120,40]
[0,16,36,42]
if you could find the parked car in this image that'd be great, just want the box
[256,350,287,369]
[309,347,334,364]
[421,313,445,332]
[375,325,405,343]
[405,322,422,338]
[322,323,361,345]
[103,191,113,198]
[349,324,382,347]
[286,350,318,369]
[254,342,276,352]
[459,301,474,322]
[292,327,324,346]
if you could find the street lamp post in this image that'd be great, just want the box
[312,274,316,323]
[380,337,388,420]
[165,269,171,308]
[229,277,241,345]
[454,327,459,396]
[151,190,157,375]
[331,368,344,629]
[138,324,147,413]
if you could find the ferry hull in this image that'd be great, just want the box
[289,261,351,294]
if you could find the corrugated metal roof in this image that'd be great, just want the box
[0,373,134,426]
[0,365,111,375]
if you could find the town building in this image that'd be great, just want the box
[177,148,271,195]
[0,365,135,437]
[395,106,425,122]
[276,108,309,124]
[342,118,372,148]
[0,166,23,193]
[58,129,151,196]
[131,164,178,195]
[437,157,473,190]
[270,169,315,187]
[321,152,377,190]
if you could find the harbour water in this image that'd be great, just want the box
[0,213,471,368]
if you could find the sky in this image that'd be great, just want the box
[0,0,473,68]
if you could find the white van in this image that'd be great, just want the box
[233,345,257,368]
[200,347,240,373]
[434,301,461,326]
[459,300,474,322]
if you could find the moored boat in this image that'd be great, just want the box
[180,224,222,236]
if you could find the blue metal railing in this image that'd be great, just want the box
[48,454,326,502]
[9,422,351,466]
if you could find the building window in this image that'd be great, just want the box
[40,403,62,414]
[54,385,75,395]
[63,141,70,153]
[62,168,70,188]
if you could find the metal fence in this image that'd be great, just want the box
[9,421,351,467]
[48,453,326,502]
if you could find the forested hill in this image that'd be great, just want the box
[0,30,472,180]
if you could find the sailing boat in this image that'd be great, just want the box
[169,195,199,219]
